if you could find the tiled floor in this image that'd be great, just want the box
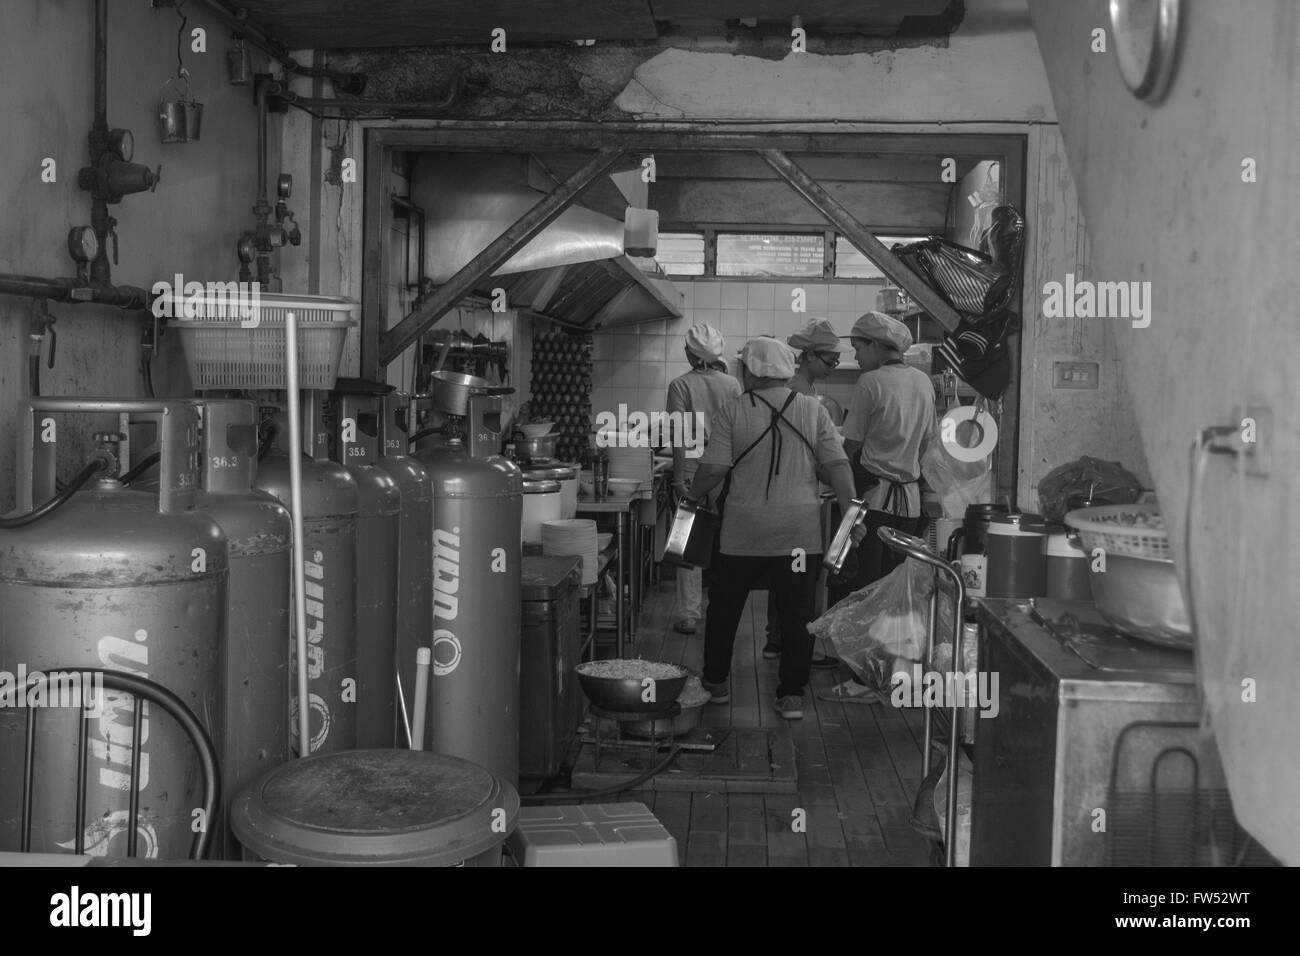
[608,579,935,867]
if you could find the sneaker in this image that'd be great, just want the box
[762,642,782,659]
[774,695,804,719]
[673,618,698,635]
[810,653,841,669]
[701,678,730,704]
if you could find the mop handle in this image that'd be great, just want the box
[411,647,431,751]
[284,312,311,758]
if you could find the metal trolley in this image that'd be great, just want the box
[876,526,967,868]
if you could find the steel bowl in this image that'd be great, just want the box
[1087,552,1194,650]
[514,433,558,461]
[575,663,688,714]
[427,370,491,417]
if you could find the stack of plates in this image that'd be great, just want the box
[601,436,652,485]
[541,518,600,585]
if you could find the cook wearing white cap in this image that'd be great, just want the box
[683,338,861,720]
[666,323,742,634]
[822,312,937,668]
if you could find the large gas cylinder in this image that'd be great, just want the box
[0,399,227,859]
[412,394,522,785]
[254,408,358,756]
[330,391,400,749]
[130,399,292,859]
[374,391,434,750]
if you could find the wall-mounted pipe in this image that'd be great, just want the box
[0,274,149,309]
[196,0,367,92]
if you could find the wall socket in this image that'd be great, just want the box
[1232,404,1272,477]
[1052,361,1099,389]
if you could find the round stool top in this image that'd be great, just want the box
[230,749,520,866]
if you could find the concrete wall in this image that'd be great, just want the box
[1029,0,1300,864]
[0,0,271,510]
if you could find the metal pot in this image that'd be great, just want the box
[1087,552,1193,650]
[575,668,687,714]
[514,434,558,462]
[427,371,492,417]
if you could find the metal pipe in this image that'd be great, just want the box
[256,81,270,202]
[195,0,366,88]
[93,0,107,132]
[378,147,624,366]
[277,91,465,117]
[757,148,964,334]
[284,312,312,758]
[0,274,148,309]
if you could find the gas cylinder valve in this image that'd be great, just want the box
[91,432,125,478]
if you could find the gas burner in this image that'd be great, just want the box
[588,703,682,761]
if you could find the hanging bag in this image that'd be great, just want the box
[892,237,1012,317]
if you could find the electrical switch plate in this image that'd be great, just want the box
[1052,361,1100,389]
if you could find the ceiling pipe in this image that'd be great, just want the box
[195,0,367,93]
[270,76,468,117]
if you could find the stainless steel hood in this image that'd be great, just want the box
[411,154,683,329]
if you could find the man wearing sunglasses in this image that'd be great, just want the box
[763,317,846,667]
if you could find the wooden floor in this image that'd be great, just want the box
[605,578,935,867]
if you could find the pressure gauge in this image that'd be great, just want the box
[108,128,135,162]
[237,234,257,263]
[277,173,293,199]
[67,226,99,263]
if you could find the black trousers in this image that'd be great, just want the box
[826,510,925,609]
[703,553,820,698]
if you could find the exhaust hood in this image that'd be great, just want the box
[411,154,683,329]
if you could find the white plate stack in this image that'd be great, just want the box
[541,518,600,585]
[600,434,653,486]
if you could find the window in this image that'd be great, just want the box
[834,235,923,279]
[716,233,826,278]
[656,232,705,276]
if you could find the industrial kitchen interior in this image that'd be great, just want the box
[0,0,1294,892]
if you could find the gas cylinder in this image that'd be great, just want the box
[412,393,522,784]
[254,406,359,756]
[374,391,434,750]
[129,398,292,859]
[328,390,400,749]
[0,399,228,859]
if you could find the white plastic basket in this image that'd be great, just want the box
[165,291,357,389]
[1064,503,1170,561]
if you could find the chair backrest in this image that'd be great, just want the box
[18,667,220,860]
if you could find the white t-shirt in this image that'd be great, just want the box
[841,364,936,516]
[666,367,742,479]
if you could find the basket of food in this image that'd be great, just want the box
[1063,503,1169,561]
[575,659,688,714]
[163,291,357,390]
[1064,503,1192,650]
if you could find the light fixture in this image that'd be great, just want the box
[1108,0,1181,102]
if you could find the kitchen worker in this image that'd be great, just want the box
[684,338,860,720]
[763,317,845,666]
[819,312,936,703]
[666,323,742,635]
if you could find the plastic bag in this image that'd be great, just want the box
[1037,455,1143,523]
[808,561,956,693]
[921,438,992,518]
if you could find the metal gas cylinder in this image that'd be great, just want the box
[412,394,522,784]
[129,398,292,859]
[374,391,434,750]
[0,399,228,859]
[328,391,401,749]
[254,407,358,756]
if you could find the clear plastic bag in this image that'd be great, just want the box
[921,439,993,518]
[808,560,956,693]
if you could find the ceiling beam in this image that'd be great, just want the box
[758,148,962,333]
[378,147,625,366]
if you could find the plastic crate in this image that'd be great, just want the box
[1064,503,1170,561]
[504,802,679,867]
[164,291,357,389]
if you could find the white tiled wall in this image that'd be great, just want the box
[590,279,883,424]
